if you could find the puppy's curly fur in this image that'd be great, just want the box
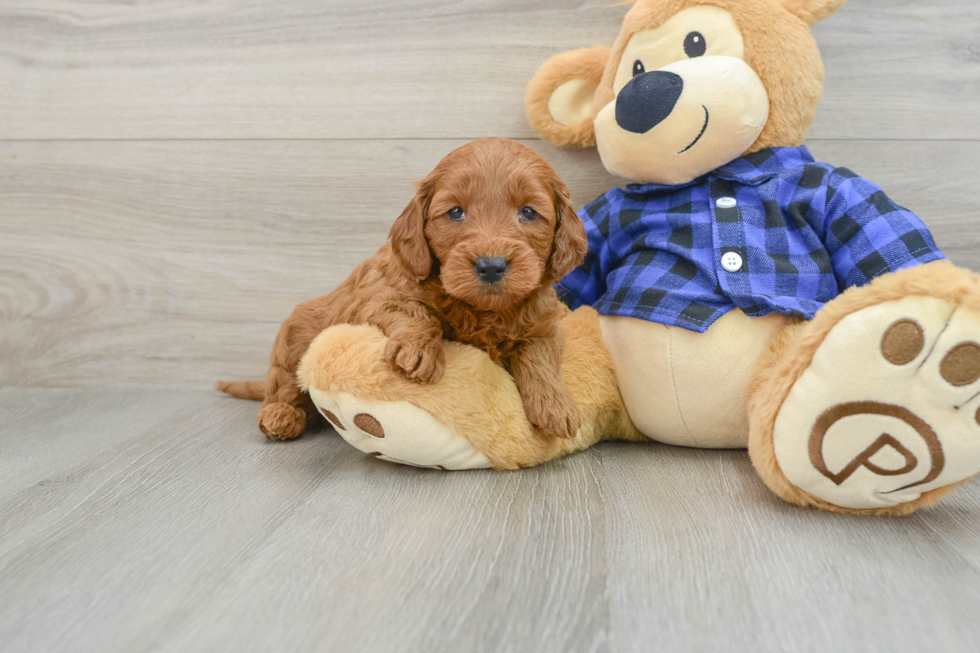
[218,138,588,441]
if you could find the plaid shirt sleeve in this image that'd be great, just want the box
[555,191,615,309]
[822,167,944,288]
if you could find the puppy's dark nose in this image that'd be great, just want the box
[615,71,683,134]
[474,257,508,284]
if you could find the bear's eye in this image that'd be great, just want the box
[632,60,645,77]
[684,31,706,58]
[519,206,538,222]
[447,207,466,221]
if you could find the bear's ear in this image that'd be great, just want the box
[783,0,848,24]
[526,46,610,148]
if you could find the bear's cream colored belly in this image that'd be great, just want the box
[600,310,789,449]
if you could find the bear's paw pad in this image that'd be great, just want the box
[307,388,491,471]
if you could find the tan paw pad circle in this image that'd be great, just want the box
[354,413,385,438]
[880,319,924,365]
[939,342,980,386]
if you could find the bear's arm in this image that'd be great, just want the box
[821,167,945,290]
[555,193,620,309]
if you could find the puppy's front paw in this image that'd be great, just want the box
[384,333,446,384]
[521,380,581,440]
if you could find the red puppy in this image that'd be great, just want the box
[219,138,588,441]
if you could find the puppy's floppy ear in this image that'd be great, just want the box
[389,176,436,281]
[783,0,847,24]
[526,46,610,149]
[547,175,588,283]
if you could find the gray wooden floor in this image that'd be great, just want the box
[3,388,980,653]
[2,1,980,651]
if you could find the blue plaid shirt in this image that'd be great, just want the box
[557,146,944,332]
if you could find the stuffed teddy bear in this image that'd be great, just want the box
[298,0,980,515]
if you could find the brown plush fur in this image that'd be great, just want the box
[219,138,588,442]
[526,0,847,154]
[297,306,646,470]
[525,46,610,148]
[747,260,980,516]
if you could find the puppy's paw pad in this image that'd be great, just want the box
[774,296,980,510]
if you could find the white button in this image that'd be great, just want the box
[716,196,737,209]
[721,252,743,272]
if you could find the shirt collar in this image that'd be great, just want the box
[625,146,815,193]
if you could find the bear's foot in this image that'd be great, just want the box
[296,323,602,472]
[306,388,491,470]
[751,262,980,514]
[775,295,980,510]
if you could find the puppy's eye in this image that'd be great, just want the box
[684,31,706,58]
[447,207,466,221]
[632,60,645,77]
[519,207,539,222]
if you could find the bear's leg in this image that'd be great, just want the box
[297,307,643,470]
[748,260,980,515]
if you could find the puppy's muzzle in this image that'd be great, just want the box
[474,256,508,284]
[615,71,683,134]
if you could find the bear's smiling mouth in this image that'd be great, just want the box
[678,105,709,154]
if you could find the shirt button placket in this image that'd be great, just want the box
[710,179,744,285]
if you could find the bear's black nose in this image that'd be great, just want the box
[474,257,508,284]
[615,71,684,134]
